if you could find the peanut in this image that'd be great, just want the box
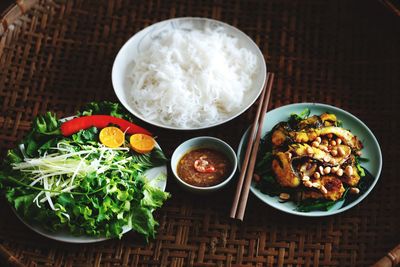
[304,180,313,187]
[279,193,290,200]
[345,166,353,176]
[324,166,331,174]
[320,185,328,194]
[319,166,324,175]
[337,147,345,157]
[332,166,340,173]
[350,187,360,194]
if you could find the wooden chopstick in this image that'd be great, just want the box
[229,75,269,218]
[235,73,274,220]
[230,72,275,220]
[372,244,400,267]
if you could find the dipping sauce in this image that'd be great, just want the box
[177,148,231,187]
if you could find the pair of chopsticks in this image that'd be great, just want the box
[230,72,275,220]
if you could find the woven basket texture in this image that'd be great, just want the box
[0,0,399,266]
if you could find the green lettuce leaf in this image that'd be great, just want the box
[130,206,158,241]
[77,101,136,122]
[142,182,170,209]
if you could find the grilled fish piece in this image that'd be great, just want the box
[271,152,301,187]
[289,143,352,166]
[339,155,361,186]
[321,175,345,201]
[289,126,363,150]
[299,175,345,201]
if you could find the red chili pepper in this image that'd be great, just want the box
[60,115,152,136]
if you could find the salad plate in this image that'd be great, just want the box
[1,102,170,243]
[237,103,382,217]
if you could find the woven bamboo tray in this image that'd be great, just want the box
[1,0,399,266]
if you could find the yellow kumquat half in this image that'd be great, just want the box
[99,126,125,148]
[130,134,155,154]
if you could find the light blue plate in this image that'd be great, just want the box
[237,103,382,217]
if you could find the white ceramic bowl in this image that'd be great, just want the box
[112,17,266,130]
[171,136,237,193]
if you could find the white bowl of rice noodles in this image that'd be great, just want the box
[112,17,266,130]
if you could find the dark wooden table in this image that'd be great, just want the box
[0,1,399,266]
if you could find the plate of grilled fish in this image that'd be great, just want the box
[237,103,382,216]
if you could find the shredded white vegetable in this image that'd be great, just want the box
[12,144,130,211]
[127,25,258,128]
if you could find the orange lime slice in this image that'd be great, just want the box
[130,134,155,154]
[99,126,125,148]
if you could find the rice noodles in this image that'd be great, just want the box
[127,25,258,128]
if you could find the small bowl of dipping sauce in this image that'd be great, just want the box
[171,136,237,193]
